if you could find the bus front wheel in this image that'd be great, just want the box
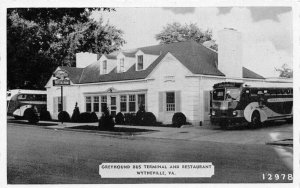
[250,111,261,128]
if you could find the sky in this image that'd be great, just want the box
[92,7,292,77]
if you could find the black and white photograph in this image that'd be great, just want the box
[1,0,299,187]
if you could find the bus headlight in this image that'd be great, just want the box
[211,111,216,116]
[232,111,238,116]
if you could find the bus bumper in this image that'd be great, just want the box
[210,116,246,125]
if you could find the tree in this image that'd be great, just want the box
[155,22,217,50]
[7,8,125,90]
[275,64,293,78]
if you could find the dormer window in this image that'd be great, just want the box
[120,58,125,72]
[137,55,143,70]
[103,60,107,74]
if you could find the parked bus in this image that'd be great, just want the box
[210,82,293,128]
[7,89,47,120]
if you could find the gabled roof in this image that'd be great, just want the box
[57,66,84,84]
[243,67,264,79]
[58,40,264,84]
[70,52,168,83]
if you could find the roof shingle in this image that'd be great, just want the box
[59,40,264,84]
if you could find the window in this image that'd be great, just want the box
[225,89,241,101]
[101,96,107,112]
[120,95,127,112]
[166,92,175,111]
[17,94,27,100]
[138,94,145,108]
[36,94,46,101]
[86,96,92,112]
[137,55,143,70]
[58,96,62,112]
[93,96,99,112]
[129,95,136,112]
[213,89,225,100]
[103,60,107,74]
[120,58,125,72]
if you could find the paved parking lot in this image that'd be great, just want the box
[7,119,293,183]
[8,117,293,145]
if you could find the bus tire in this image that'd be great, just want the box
[250,111,261,128]
[13,115,22,120]
[24,108,39,124]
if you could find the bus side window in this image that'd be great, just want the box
[27,94,34,101]
[17,94,26,100]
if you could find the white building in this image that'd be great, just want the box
[45,28,291,125]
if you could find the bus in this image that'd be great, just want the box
[7,89,47,120]
[210,82,293,128]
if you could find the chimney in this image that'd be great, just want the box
[218,28,243,78]
[76,52,98,68]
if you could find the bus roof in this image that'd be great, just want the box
[7,89,47,101]
[7,89,47,95]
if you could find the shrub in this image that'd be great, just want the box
[141,112,156,126]
[90,112,99,122]
[58,111,70,123]
[40,109,51,121]
[71,103,80,122]
[98,107,115,130]
[115,112,125,124]
[124,113,136,125]
[135,104,145,125]
[172,112,187,127]
[24,107,39,123]
[78,112,92,123]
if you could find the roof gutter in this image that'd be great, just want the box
[71,78,148,86]
[186,74,265,81]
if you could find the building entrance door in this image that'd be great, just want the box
[110,96,116,117]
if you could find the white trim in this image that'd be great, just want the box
[72,78,148,86]
[84,89,148,95]
[186,74,266,81]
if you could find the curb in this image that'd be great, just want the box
[63,126,158,136]
[8,121,158,137]
[265,139,293,147]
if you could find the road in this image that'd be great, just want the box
[7,121,293,184]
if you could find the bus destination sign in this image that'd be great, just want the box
[53,79,70,86]
[213,82,243,89]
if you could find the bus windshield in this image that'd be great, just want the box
[213,89,225,100]
[225,88,241,101]
[213,88,241,101]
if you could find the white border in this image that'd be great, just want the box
[0,1,299,188]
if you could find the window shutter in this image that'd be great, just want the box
[175,91,181,112]
[63,96,67,111]
[159,92,163,112]
[53,97,58,113]
[204,91,210,112]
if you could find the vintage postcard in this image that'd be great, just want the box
[1,0,299,187]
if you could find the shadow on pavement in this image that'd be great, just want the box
[210,120,291,131]
[8,120,58,126]
[67,125,157,135]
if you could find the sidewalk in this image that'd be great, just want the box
[41,120,213,139]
